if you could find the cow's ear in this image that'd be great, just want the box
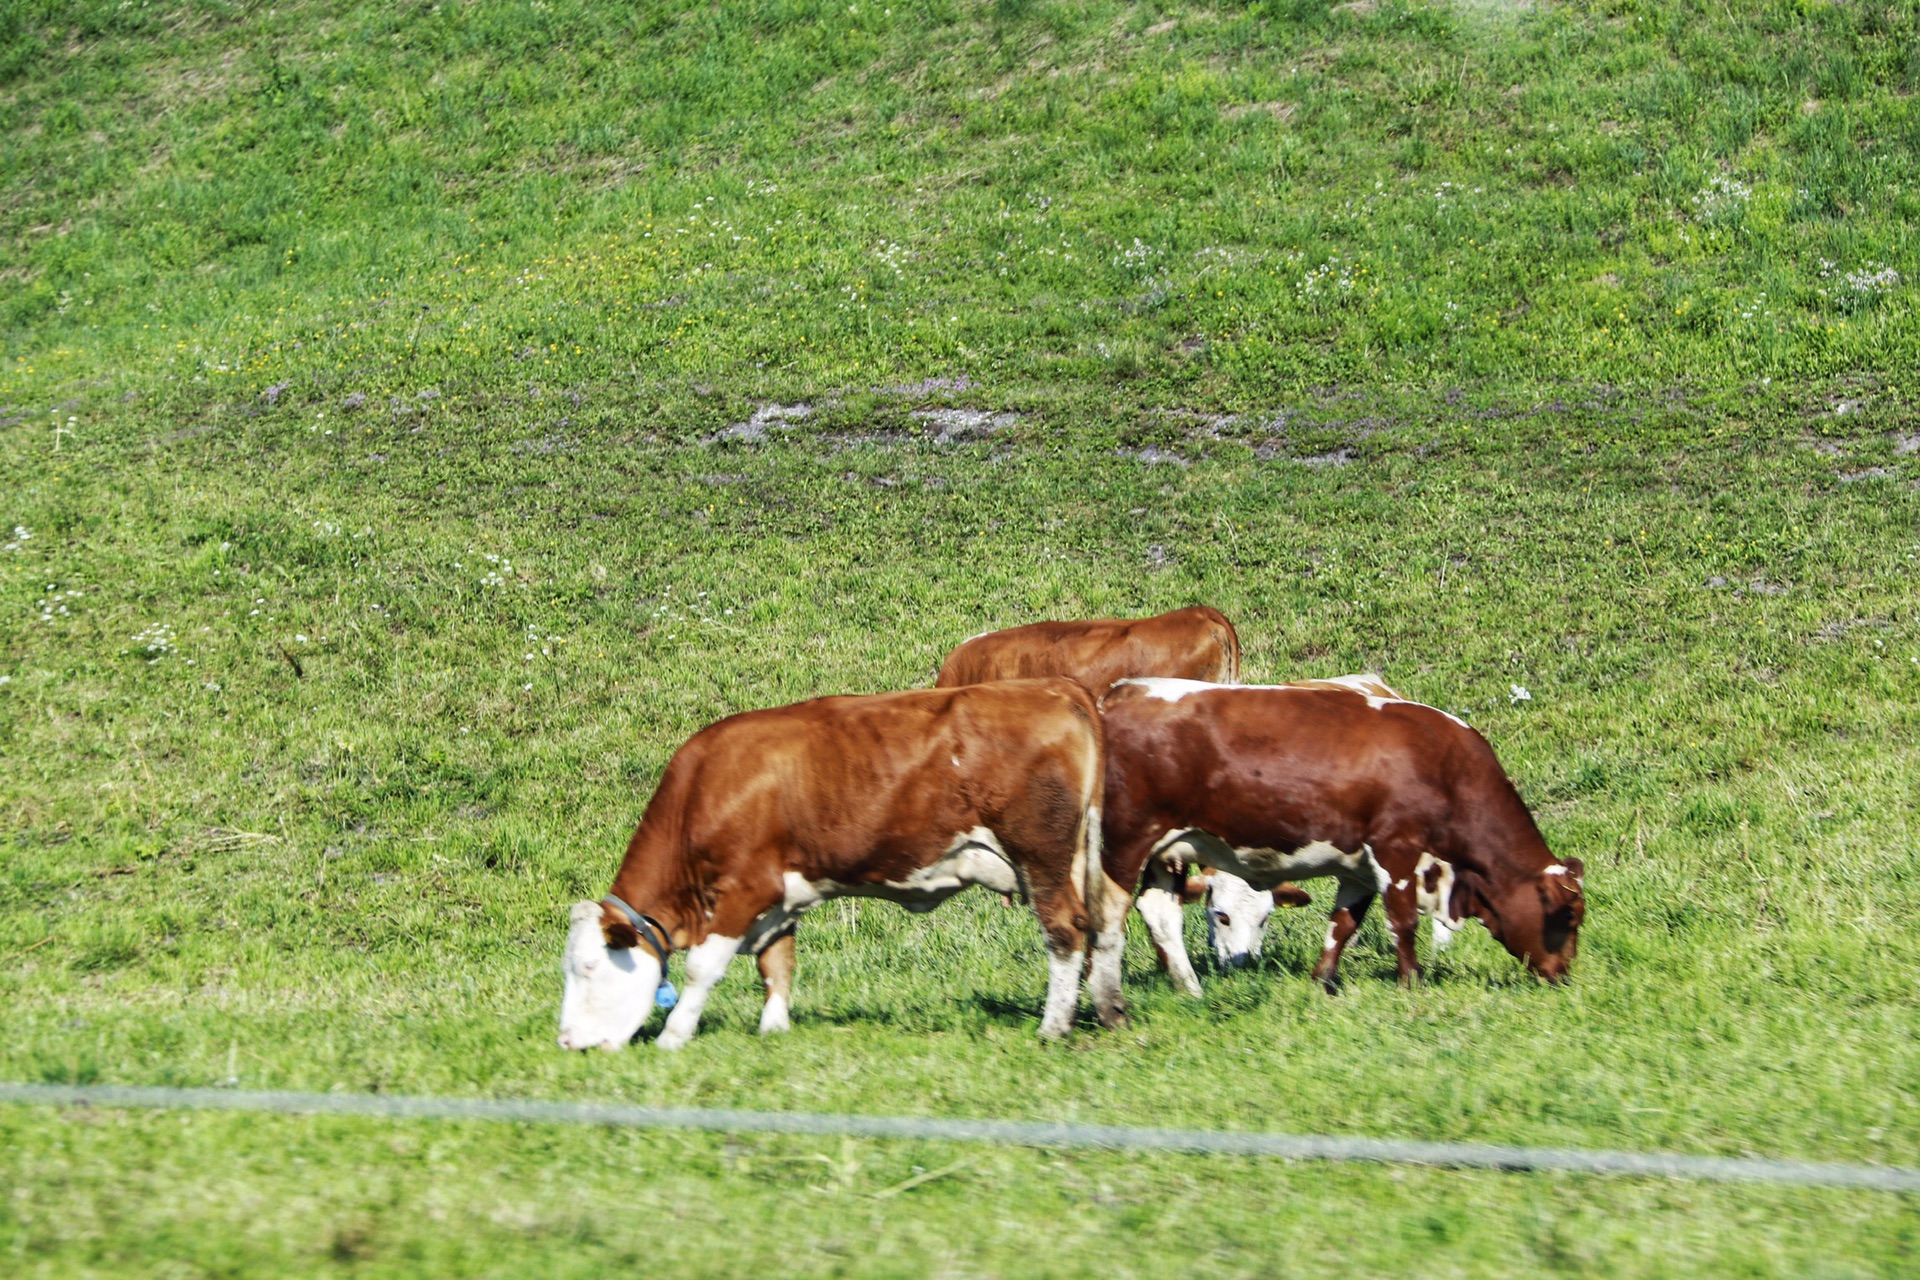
[1181,872,1210,905]
[1271,884,1313,909]
[599,906,639,951]
[1540,862,1583,910]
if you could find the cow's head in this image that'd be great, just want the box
[1203,870,1277,969]
[557,900,660,1051]
[1452,859,1585,982]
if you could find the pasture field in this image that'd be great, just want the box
[4,0,1920,1275]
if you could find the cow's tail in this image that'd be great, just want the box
[1066,681,1109,929]
[1199,606,1241,685]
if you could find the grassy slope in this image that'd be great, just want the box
[3,1,1920,1276]
[4,0,1919,407]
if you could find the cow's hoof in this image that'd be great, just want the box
[757,1014,791,1036]
[655,1030,691,1050]
[1097,1008,1131,1031]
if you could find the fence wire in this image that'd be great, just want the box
[4,1082,1915,1191]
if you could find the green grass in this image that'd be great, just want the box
[4,0,1919,408]
[4,0,1920,1275]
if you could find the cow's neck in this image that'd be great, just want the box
[1460,771,1558,875]
[605,824,699,952]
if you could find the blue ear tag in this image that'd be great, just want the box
[655,981,679,1010]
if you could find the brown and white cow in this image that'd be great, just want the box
[1082,677,1584,1022]
[934,605,1305,933]
[1189,676,1404,970]
[558,678,1119,1050]
[935,606,1240,695]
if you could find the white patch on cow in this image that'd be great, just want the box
[951,755,961,767]
[1368,847,1391,894]
[1205,870,1276,969]
[782,870,825,912]
[654,932,741,1050]
[557,901,662,1052]
[1310,673,1401,700]
[768,830,1019,928]
[1120,677,1221,703]
[1157,830,1388,900]
[1413,851,1462,951]
[1120,676,1372,704]
[1039,947,1085,1039]
[1394,879,1409,891]
[1219,835,1343,879]
[1149,826,1199,859]
[758,992,791,1036]
[1543,864,1567,876]
[1321,920,1340,952]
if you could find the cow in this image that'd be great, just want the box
[1188,676,1411,970]
[1081,677,1584,1025]
[935,606,1240,695]
[557,678,1122,1050]
[934,606,1308,935]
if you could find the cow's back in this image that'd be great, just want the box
[935,607,1238,693]
[1100,680,1509,862]
[659,678,1102,883]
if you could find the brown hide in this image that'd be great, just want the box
[1098,681,1582,986]
[935,607,1239,694]
[603,678,1105,962]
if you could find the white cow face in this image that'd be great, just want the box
[1205,871,1276,969]
[557,901,660,1051]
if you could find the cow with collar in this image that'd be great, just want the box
[558,678,1120,1050]
[1082,676,1584,1024]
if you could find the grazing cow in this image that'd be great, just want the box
[1191,676,1407,971]
[1083,677,1584,1021]
[558,678,1118,1050]
[935,606,1240,695]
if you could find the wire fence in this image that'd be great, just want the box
[4,1082,1915,1192]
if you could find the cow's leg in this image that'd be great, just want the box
[1310,879,1375,995]
[1135,861,1204,999]
[1084,863,1137,1031]
[655,932,742,1050]
[1016,853,1093,1040]
[756,929,797,1035]
[1034,894,1088,1040]
[1383,879,1422,987]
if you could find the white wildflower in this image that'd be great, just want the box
[1510,684,1533,704]
[133,623,176,657]
[1688,175,1751,223]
